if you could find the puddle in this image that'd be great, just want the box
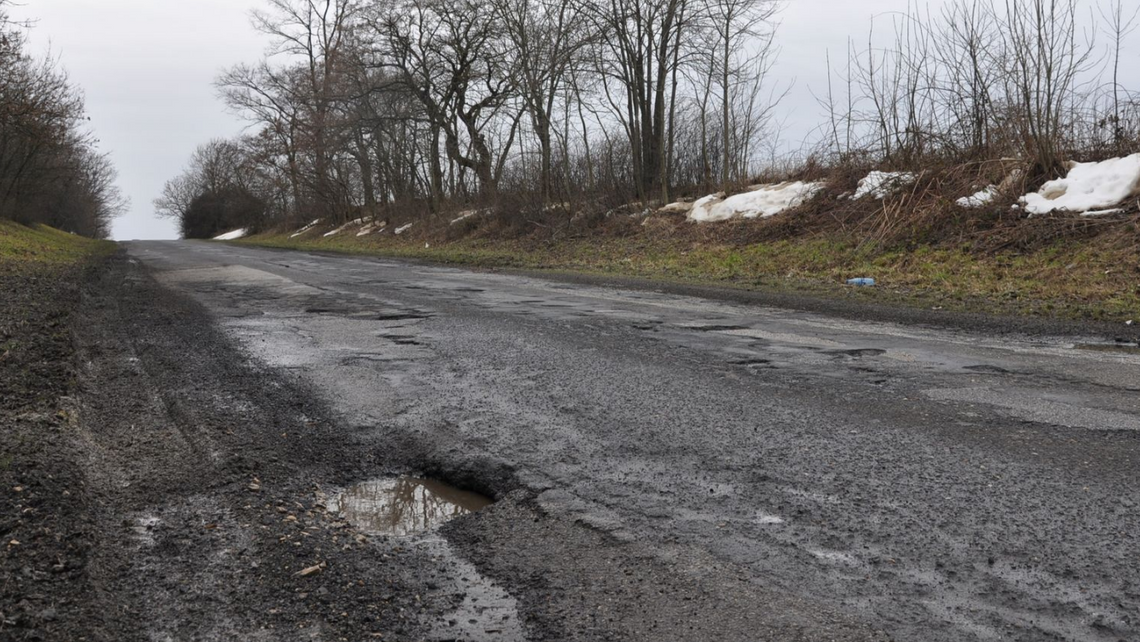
[331,476,492,536]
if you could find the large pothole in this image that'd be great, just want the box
[329,476,523,640]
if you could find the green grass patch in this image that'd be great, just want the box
[0,220,115,269]
[239,225,1140,323]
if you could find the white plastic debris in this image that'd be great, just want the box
[213,228,248,241]
[1021,154,1140,214]
[853,171,916,199]
[688,181,825,222]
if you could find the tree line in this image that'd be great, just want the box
[0,1,125,238]
[160,0,1139,239]
[157,0,781,238]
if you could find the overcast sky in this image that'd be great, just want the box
[12,1,1135,240]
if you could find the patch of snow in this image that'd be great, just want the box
[688,181,825,223]
[1081,208,1125,217]
[688,194,725,221]
[395,223,413,235]
[290,219,321,238]
[450,209,480,225]
[356,225,376,236]
[854,171,916,199]
[322,218,367,237]
[213,228,248,241]
[956,185,999,208]
[1022,154,1140,214]
[659,201,694,214]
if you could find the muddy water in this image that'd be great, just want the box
[331,476,492,536]
[331,478,523,640]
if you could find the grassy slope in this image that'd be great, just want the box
[0,220,115,270]
[0,221,115,408]
[240,216,1140,324]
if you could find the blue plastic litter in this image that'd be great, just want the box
[846,277,876,287]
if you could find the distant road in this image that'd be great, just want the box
[128,240,1140,642]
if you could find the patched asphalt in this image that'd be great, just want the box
[123,240,1140,641]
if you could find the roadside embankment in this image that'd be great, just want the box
[0,221,114,639]
[239,208,1140,325]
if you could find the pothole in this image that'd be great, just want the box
[330,476,492,537]
[1073,342,1140,354]
[330,478,522,640]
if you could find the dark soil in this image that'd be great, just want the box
[0,252,464,641]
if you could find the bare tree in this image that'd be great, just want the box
[493,0,594,203]
[1001,0,1095,178]
[704,0,778,188]
[370,0,522,202]
[588,0,693,203]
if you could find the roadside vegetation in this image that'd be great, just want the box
[159,0,1139,322]
[1,3,121,619]
[0,1,125,238]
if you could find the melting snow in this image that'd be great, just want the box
[290,219,321,238]
[956,185,999,208]
[688,181,825,222]
[395,223,413,235]
[450,210,480,225]
[659,201,694,214]
[1021,154,1140,215]
[322,218,367,237]
[213,228,248,241]
[854,171,916,199]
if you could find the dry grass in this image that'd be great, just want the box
[241,191,1140,323]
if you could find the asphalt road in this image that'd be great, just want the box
[126,240,1140,641]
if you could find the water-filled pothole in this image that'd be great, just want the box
[331,476,492,536]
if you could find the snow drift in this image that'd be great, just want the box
[290,219,320,238]
[956,186,998,208]
[688,181,825,222]
[853,171,916,199]
[1021,154,1140,215]
[213,229,248,241]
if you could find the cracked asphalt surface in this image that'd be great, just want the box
[124,240,1140,641]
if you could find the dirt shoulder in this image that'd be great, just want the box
[0,223,113,639]
[0,240,462,640]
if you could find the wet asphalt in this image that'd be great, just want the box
[125,240,1140,642]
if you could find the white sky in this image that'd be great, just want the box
[12,1,1137,239]
[13,0,266,239]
